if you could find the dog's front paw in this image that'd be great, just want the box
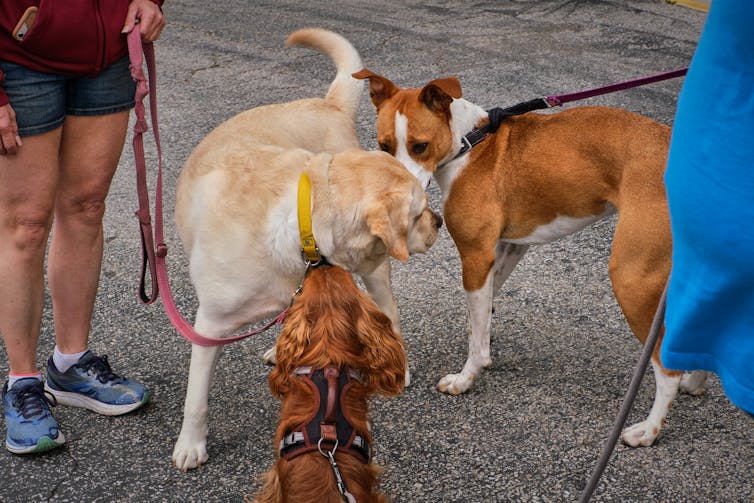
[621,420,660,447]
[262,346,277,366]
[172,436,209,471]
[437,373,474,395]
[680,370,708,396]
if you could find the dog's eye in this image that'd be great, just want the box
[411,142,428,155]
[378,142,391,153]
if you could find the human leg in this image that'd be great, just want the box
[0,134,67,453]
[42,55,149,415]
[0,130,62,375]
[44,111,150,415]
[47,111,129,353]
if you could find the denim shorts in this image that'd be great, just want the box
[0,55,136,137]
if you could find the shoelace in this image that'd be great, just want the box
[79,355,122,384]
[12,381,57,419]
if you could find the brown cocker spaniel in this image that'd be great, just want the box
[252,265,406,503]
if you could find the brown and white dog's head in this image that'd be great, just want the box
[352,69,488,190]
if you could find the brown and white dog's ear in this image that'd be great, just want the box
[366,193,410,262]
[419,77,462,114]
[355,299,407,396]
[352,68,399,109]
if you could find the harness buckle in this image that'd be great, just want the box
[457,135,472,158]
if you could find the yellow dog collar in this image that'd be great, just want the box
[297,172,324,264]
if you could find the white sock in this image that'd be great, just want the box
[53,346,88,373]
[8,373,43,389]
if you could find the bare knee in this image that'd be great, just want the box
[56,193,108,227]
[4,210,53,253]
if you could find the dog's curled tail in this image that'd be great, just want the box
[287,28,364,118]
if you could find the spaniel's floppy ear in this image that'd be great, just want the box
[249,466,283,503]
[366,192,411,262]
[352,68,399,110]
[268,303,310,398]
[355,298,407,396]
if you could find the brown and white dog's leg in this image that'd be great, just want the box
[680,370,709,396]
[438,243,528,395]
[621,360,681,447]
[172,309,230,471]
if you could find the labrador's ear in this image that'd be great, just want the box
[366,193,410,262]
[352,68,400,109]
[419,77,462,114]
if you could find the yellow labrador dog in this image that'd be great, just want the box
[171,28,442,471]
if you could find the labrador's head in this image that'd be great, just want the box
[327,150,442,263]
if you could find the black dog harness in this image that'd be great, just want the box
[279,366,369,502]
[279,366,370,463]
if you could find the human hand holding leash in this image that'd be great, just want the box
[122,0,165,42]
[0,103,22,156]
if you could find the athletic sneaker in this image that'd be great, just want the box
[2,378,66,454]
[45,351,151,416]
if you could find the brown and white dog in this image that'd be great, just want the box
[170,30,441,471]
[352,69,708,447]
[252,265,405,503]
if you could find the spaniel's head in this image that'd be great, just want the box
[270,266,406,397]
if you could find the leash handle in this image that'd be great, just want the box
[546,68,688,107]
[127,26,287,346]
[127,27,160,304]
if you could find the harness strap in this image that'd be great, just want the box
[127,26,288,346]
[280,366,371,463]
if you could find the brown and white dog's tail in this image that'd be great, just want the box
[287,28,364,118]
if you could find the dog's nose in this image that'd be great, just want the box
[433,211,443,229]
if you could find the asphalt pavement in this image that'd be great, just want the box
[2,1,752,502]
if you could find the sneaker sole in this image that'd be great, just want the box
[6,432,66,455]
[44,385,151,416]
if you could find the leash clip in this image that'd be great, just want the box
[318,439,356,503]
[301,247,323,266]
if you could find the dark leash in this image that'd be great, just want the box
[455,68,687,159]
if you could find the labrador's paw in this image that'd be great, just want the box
[172,436,209,471]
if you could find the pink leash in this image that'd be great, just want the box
[127,26,287,347]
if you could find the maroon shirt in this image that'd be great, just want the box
[0,0,163,106]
